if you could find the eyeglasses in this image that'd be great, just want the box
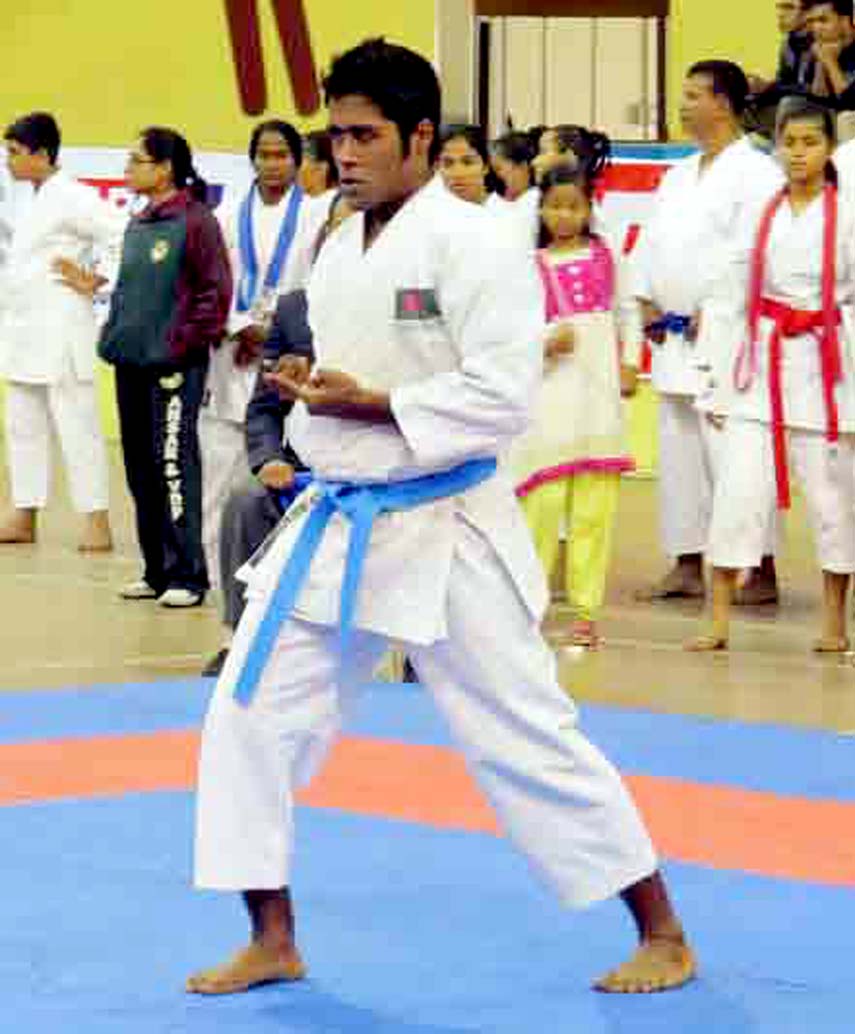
[126,154,157,166]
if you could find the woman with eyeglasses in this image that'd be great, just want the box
[99,127,232,608]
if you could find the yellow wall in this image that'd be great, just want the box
[667,0,780,136]
[2,1,435,150]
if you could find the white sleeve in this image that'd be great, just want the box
[629,165,682,304]
[702,157,784,309]
[391,221,545,468]
[217,200,249,337]
[72,184,128,295]
[595,216,644,368]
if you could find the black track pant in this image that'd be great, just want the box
[115,363,209,595]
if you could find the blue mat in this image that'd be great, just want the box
[4,791,855,1033]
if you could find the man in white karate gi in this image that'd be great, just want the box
[633,61,784,603]
[201,120,329,583]
[188,38,695,998]
[0,112,123,550]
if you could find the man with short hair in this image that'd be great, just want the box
[803,0,855,105]
[633,62,784,604]
[188,38,695,999]
[0,112,122,550]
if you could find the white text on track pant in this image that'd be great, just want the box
[194,520,657,909]
[3,376,109,512]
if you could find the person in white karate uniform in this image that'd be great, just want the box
[690,97,855,652]
[632,61,784,603]
[201,120,330,585]
[0,112,123,550]
[187,39,695,999]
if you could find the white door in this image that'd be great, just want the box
[481,16,661,141]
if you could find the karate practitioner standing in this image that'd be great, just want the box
[690,98,855,652]
[0,112,122,550]
[201,121,328,584]
[188,38,695,998]
[633,62,784,603]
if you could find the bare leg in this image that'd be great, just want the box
[0,507,36,544]
[78,509,113,552]
[594,871,696,993]
[186,887,306,994]
[685,566,737,651]
[813,571,851,653]
[733,554,779,606]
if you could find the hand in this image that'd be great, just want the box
[544,322,575,361]
[233,325,267,368]
[641,301,665,344]
[257,460,295,490]
[263,355,312,401]
[620,364,639,398]
[51,257,104,298]
[814,40,842,67]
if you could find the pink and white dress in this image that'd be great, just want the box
[512,237,635,496]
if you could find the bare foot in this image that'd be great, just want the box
[732,578,779,606]
[594,936,697,994]
[812,636,850,654]
[635,566,705,602]
[684,634,728,652]
[186,941,306,995]
[0,509,36,544]
[78,511,113,553]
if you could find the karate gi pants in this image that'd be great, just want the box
[657,394,723,558]
[194,519,658,907]
[115,364,209,595]
[219,479,284,629]
[520,472,620,620]
[4,375,109,512]
[199,412,252,589]
[708,419,855,573]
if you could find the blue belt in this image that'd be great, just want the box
[647,312,693,338]
[234,457,498,705]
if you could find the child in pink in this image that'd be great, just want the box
[511,163,639,648]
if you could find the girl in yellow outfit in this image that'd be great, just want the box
[512,163,639,648]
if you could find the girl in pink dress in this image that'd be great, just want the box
[512,163,638,648]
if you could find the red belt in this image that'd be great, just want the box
[759,297,842,509]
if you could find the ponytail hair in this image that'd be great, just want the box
[551,124,611,184]
[139,126,210,203]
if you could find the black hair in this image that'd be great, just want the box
[139,127,208,203]
[490,130,536,195]
[491,129,536,167]
[549,124,612,182]
[804,0,853,15]
[537,162,595,249]
[527,125,548,152]
[323,38,442,163]
[776,95,839,182]
[439,123,503,193]
[4,112,61,164]
[303,130,338,186]
[688,59,750,117]
[249,119,303,167]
